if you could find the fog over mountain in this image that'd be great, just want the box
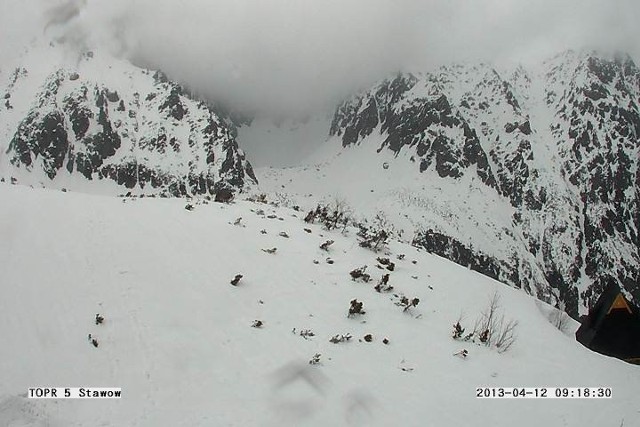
[2,8,640,422]
[2,0,639,116]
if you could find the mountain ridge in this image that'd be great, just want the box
[1,42,257,196]
[2,44,638,318]
[266,50,640,318]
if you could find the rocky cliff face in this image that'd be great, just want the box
[329,51,640,317]
[1,47,256,196]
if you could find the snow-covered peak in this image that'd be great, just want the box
[260,50,640,319]
[0,41,257,196]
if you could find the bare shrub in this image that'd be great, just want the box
[394,294,420,312]
[357,214,390,252]
[348,299,366,317]
[305,197,353,232]
[493,318,518,353]
[374,273,393,293]
[320,240,335,251]
[452,320,465,339]
[298,329,315,340]
[309,353,322,365]
[329,333,352,344]
[350,266,371,282]
[473,292,518,353]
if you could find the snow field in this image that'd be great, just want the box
[1,183,639,426]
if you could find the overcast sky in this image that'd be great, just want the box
[1,0,639,115]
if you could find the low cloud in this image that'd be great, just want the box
[2,0,639,114]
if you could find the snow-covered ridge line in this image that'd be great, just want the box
[263,50,640,318]
[0,43,257,197]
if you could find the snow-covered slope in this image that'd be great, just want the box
[259,51,640,318]
[0,42,256,196]
[1,182,639,426]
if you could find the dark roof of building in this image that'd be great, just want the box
[576,281,640,348]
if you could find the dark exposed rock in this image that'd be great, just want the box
[331,52,640,317]
[504,122,518,133]
[413,230,503,284]
[6,65,257,196]
[518,121,532,135]
[9,111,69,179]
[159,86,187,121]
[215,188,234,203]
[105,90,119,103]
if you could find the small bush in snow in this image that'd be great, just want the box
[95,314,104,325]
[350,266,371,282]
[474,292,518,353]
[348,299,366,317]
[298,329,316,340]
[452,321,465,339]
[453,349,468,359]
[376,257,395,271]
[329,333,352,344]
[251,320,264,328]
[363,334,373,342]
[358,227,388,252]
[309,353,322,365]
[304,210,316,223]
[374,274,393,293]
[357,214,391,252]
[456,293,518,353]
[394,295,420,312]
[304,199,353,232]
[319,240,334,251]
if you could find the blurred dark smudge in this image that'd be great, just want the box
[44,0,86,33]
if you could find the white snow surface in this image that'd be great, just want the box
[1,182,639,426]
[257,135,519,272]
